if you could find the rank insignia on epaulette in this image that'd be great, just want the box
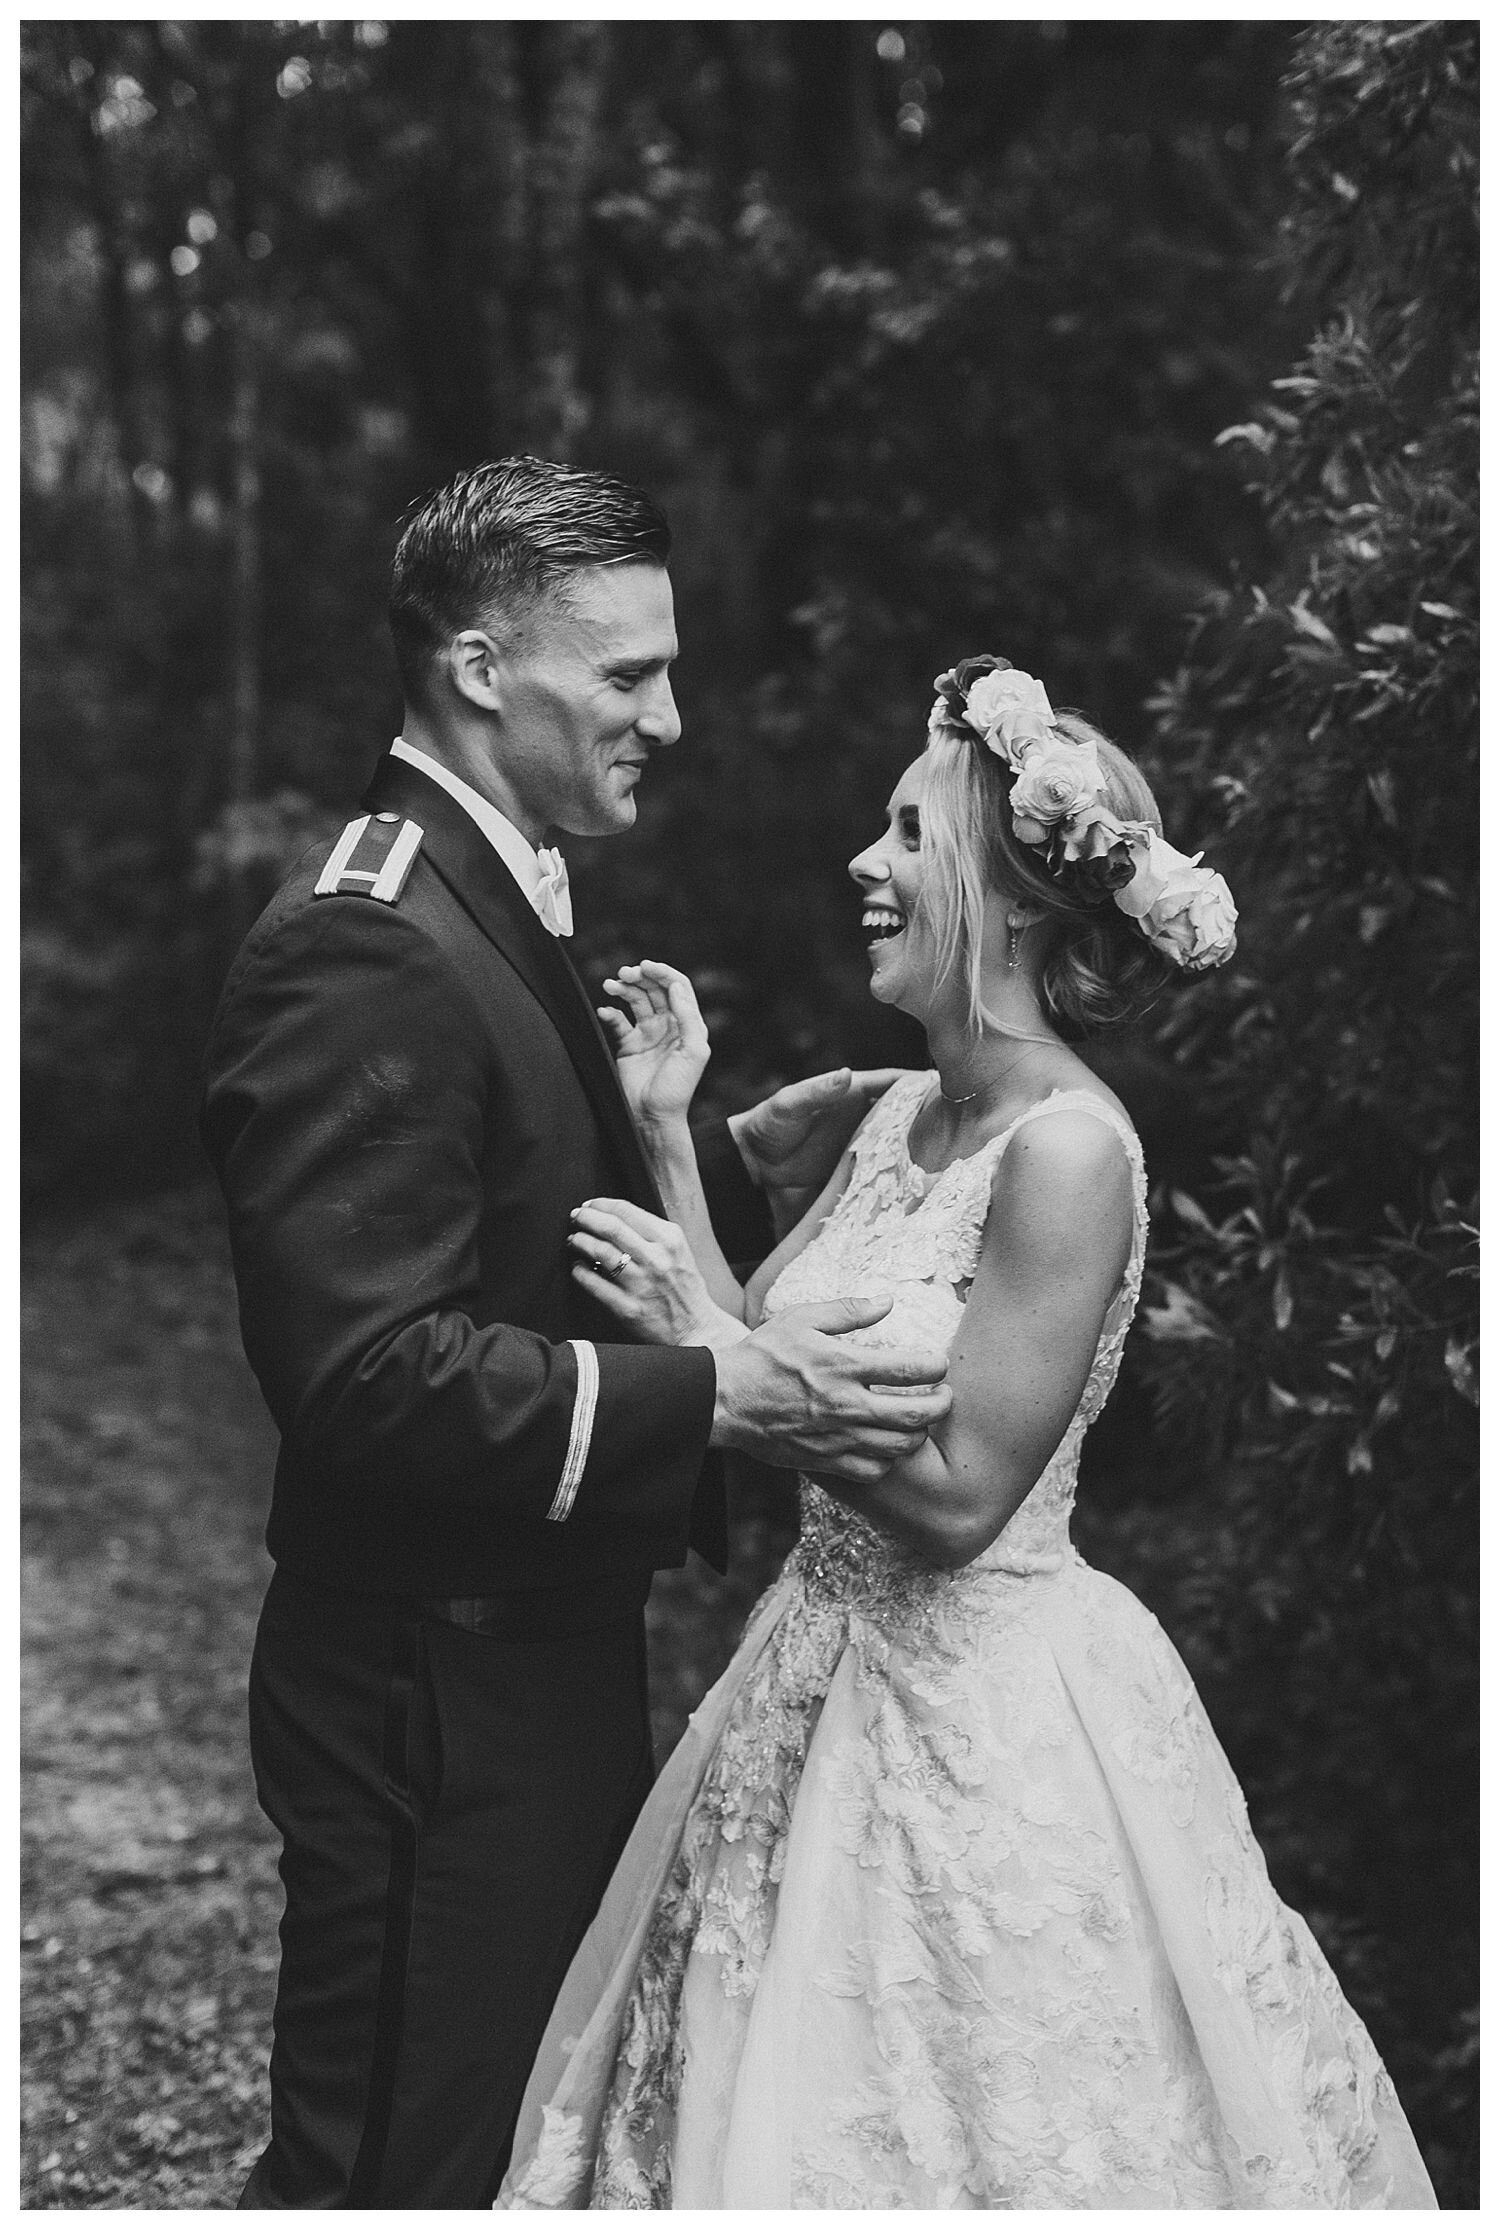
[313,814,424,903]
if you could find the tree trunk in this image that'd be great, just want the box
[224,293,262,938]
[148,23,198,523]
[468,22,530,451]
[73,52,154,544]
[523,23,609,457]
[465,21,610,459]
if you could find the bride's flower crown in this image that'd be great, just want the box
[929,655,1238,973]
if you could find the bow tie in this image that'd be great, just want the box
[533,848,573,938]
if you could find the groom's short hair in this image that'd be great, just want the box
[389,456,672,703]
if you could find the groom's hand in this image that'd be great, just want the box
[729,1067,914,1241]
[709,1296,951,1484]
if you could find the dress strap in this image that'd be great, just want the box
[998,1089,1148,1265]
[1003,1087,1142,1168]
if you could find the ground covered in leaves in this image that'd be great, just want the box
[20,1188,791,2208]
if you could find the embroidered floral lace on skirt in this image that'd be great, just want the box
[500,1081,1436,2209]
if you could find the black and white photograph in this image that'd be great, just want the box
[20,17,1476,2209]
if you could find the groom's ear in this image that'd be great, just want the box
[446,629,508,714]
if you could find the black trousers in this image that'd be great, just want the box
[240,1570,655,2209]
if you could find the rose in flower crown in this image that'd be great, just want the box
[930,654,1237,972]
[1009,745,1106,846]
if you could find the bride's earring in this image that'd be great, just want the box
[1007,919,1023,972]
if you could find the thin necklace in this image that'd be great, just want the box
[937,1025,1059,1106]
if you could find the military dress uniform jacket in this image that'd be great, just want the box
[201,750,741,1608]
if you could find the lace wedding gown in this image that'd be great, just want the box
[501,1075,1435,2209]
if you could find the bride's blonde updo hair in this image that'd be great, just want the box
[918,710,1176,1040]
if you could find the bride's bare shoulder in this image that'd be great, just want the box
[991,1064,1138,1222]
[983,1103,1136,1290]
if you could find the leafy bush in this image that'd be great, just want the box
[1127,22,1476,2199]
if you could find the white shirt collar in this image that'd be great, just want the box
[389,736,543,899]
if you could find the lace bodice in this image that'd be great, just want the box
[763,1072,1148,1604]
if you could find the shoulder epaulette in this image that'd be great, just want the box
[313,814,424,904]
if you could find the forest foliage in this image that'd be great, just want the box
[20,20,1476,2201]
[22,18,1298,1178]
[1128,22,1478,2192]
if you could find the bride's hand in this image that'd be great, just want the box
[597,960,710,1132]
[569,1198,746,1349]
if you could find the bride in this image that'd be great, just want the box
[500,657,1436,2209]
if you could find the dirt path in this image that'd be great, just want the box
[20,1188,791,2208]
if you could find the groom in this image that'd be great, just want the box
[201,456,948,2208]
